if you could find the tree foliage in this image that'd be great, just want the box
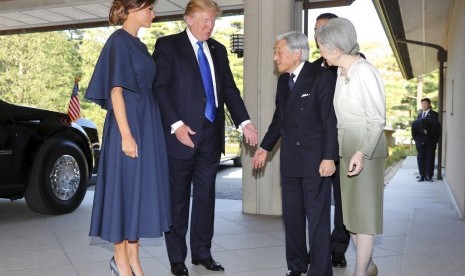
[0,32,80,110]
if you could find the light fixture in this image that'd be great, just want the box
[230,34,244,58]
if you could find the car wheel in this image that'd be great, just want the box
[25,137,89,215]
[233,156,242,167]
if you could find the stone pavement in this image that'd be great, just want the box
[1,156,464,275]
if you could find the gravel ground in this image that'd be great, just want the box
[384,160,403,186]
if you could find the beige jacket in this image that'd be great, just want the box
[334,58,388,159]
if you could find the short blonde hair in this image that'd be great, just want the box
[184,0,221,18]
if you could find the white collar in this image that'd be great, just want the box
[290,62,305,81]
[186,27,204,48]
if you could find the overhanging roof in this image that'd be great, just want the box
[0,0,355,35]
[372,0,452,80]
[0,0,244,35]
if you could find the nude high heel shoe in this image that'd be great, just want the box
[368,262,378,276]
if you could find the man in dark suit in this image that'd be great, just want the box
[253,31,338,276]
[153,1,258,275]
[312,13,350,269]
[412,98,440,182]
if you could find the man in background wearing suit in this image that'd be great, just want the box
[253,31,338,276]
[412,97,440,182]
[153,1,258,275]
[312,12,350,269]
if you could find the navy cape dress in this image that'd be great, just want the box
[86,29,171,242]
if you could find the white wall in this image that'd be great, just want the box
[444,0,465,218]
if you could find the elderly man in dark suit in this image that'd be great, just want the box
[412,98,441,182]
[253,31,338,276]
[153,1,258,275]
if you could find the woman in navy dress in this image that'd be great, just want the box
[85,0,171,275]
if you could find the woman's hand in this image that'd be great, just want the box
[347,151,364,176]
[122,135,138,158]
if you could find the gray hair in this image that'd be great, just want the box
[316,17,359,55]
[277,31,309,62]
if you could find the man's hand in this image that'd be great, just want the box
[252,147,268,169]
[175,124,196,148]
[347,151,364,176]
[242,123,258,147]
[319,159,335,177]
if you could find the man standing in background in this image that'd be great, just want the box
[312,12,350,268]
[412,98,440,182]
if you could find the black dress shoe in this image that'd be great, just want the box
[331,252,347,268]
[286,270,303,276]
[170,262,189,276]
[192,257,224,271]
[417,177,425,182]
[427,178,434,182]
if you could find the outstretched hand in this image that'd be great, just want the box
[252,148,268,169]
[243,123,258,147]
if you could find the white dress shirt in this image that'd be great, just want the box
[290,61,305,83]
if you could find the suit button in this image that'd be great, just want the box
[300,107,304,111]
[202,97,206,101]
[296,142,300,146]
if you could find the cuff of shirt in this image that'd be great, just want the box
[239,120,252,130]
[171,120,184,134]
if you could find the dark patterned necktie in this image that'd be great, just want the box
[197,41,216,122]
[288,73,295,90]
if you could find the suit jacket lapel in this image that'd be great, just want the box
[179,30,208,99]
[284,62,313,113]
[206,39,221,98]
[293,62,313,97]
[179,30,202,75]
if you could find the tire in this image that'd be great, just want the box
[233,156,242,167]
[25,137,89,215]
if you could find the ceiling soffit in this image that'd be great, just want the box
[0,0,243,35]
[0,0,358,35]
[373,0,452,79]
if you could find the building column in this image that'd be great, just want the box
[242,0,302,215]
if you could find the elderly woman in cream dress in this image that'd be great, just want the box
[316,18,387,276]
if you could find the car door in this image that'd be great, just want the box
[0,99,14,186]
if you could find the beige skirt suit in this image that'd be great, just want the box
[334,58,388,235]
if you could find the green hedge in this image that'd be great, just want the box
[387,145,416,167]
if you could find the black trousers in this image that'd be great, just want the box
[165,118,221,263]
[281,176,333,276]
[330,161,350,253]
[416,142,436,179]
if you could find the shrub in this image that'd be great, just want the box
[387,144,416,167]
